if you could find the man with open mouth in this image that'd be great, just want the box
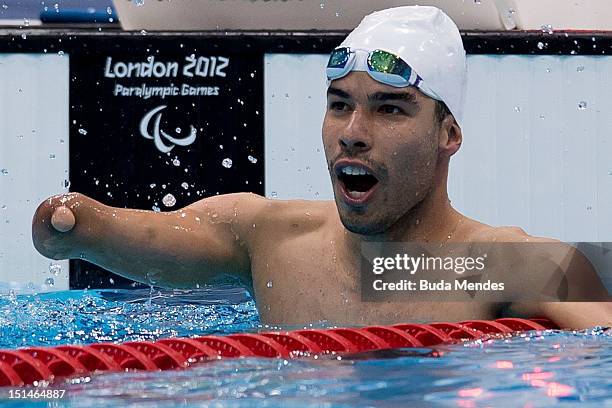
[32,6,610,328]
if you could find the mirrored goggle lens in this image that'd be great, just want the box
[368,50,412,81]
[327,47,351,68]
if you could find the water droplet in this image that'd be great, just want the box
[175,127,181,134]
[578,101,587,110]
[78,128,87,135]
[248,155,258,164]
[44,277,54,287]
[21,33,26,40]
[181,182,189,189]
[63,179,71,188]
[541,24,553,34]
[152,205,160,212]
[537,42,545,50]
[106,6,113,14]
[172,158,181,166]
[162,193,176,207]
[49,263,62,276]
[319,1,325,9]
[514,106,521,113]
[109,277,115,285]
[140,29,147,35]
[135,0,145,6]
[49,154,56,159]
[586,205,592,211]
[57,50,64,57]
[271,191,278,198]
[266,281,273,288]
[576,66,585,72]
[222,158,233,168]
[1,205,6,210]
[474,0,482,3]
[0,169,8,175]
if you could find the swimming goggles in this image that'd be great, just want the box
[326,47,441,101]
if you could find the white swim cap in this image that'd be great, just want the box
[338,6,467,128]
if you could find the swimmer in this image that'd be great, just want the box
[32,6,610,328]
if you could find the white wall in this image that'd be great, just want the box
[264,53,612,242]
[0,54,70,291]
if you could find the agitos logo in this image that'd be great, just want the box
[139,105,197,153]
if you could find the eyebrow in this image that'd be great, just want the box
[327,87,420,107]
[368,91,418,106]
[327,87,351,99]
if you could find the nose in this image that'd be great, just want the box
[338,110,372,154]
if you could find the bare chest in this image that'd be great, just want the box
[248,235,497,325]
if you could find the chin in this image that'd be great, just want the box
[337,211,391,236]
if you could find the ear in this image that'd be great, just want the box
[438,115,462,158]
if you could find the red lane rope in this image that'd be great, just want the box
[0,318,557,387]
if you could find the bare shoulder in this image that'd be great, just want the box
[464,220,557,243]
[247,196,335,233]
[186,193,335,237]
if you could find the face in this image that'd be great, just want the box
[323,72,440,235]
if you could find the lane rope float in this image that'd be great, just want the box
[0,318,556,387]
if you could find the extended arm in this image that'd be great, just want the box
[32,192,266,288]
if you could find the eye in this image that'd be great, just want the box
[329,101,350,112]
[379,105,404,115]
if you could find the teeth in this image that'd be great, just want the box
[341,166,370,176]
[347,191,366,199]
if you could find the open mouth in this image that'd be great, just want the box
[337,165,379,200]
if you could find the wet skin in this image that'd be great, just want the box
[32,73,611,328]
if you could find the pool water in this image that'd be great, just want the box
[0,288,610,407]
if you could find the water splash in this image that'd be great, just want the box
[0,288,257,348]
[49,264,62,276]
